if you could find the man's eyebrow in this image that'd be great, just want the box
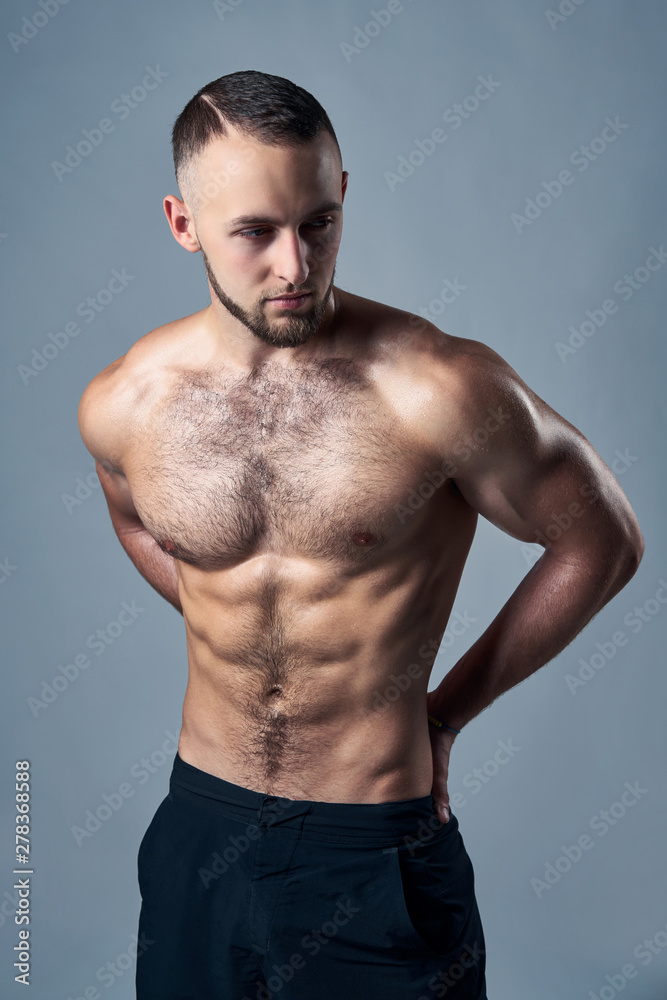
[226,202,343,229]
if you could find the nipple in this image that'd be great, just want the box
[353,531,378,546]
[162,539,177,554]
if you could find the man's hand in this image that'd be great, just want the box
[427,695,458,825]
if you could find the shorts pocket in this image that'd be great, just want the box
[383,836,478,959]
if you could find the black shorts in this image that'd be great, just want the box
[136,752,487,999]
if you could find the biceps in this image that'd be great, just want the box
[452,430,624,552]
[96,461,146,536]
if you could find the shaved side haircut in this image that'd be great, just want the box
[171,69,342,204]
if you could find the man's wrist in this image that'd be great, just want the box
[427,712,462,735]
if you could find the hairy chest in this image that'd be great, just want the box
[126,361,441,569]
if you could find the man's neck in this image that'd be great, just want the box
[202,287,342,371]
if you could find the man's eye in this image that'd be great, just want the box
[237,219,333,239]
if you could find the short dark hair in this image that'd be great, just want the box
[171,69,341,193]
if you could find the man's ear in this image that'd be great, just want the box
[163,195,201,253]
[341,170,349,202]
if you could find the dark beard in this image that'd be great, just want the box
[200,246,335,348]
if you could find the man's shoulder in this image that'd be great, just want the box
[81,311,203,400]
[77,312,202,467]
[341,289,544,453]
[341,288,515,391]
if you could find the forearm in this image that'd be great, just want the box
[430,542,641,731]
[116,528,183,615]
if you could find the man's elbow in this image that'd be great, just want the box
[610,518,644,590]
[570,513,645,597]
[623,524,645,580]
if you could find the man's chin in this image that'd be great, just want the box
[250,323,317,349]
[251,300,328,348]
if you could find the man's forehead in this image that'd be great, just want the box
[188,131,342,213]
[194,129,340,173]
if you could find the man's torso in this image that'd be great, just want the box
[92,290,483,801]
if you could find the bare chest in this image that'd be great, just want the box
[126,360,438,568]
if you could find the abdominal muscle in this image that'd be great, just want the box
[174,552,458,804]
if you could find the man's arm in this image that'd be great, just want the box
[77,376,183,615]
[428,340,644,733]
[94,462,183,616]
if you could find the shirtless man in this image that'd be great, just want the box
[77,71,643,999]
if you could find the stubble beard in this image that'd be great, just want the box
[200,245,336,348]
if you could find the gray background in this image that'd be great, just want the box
[1,0,665,997]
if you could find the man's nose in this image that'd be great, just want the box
[273,231,309,287]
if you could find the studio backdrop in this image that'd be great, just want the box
[1,1,665,998]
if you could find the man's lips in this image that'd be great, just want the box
[266,292,312,308]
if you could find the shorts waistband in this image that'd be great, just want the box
[169,752,450,846]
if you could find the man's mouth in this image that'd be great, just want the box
[267,292,312,309]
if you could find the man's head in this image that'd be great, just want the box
[164,70,347,350]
